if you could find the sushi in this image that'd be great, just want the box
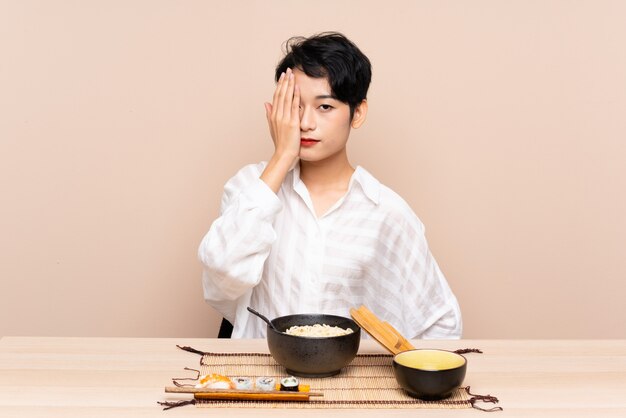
[191,374,310,394]
[255,377,275,391]
[232,377,253,390]
[280,376,299,392]
[194,373,235,389]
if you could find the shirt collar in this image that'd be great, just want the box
[291,162,305,194]
[292,163,380,205]
[350,166,381,205]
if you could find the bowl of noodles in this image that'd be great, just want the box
[266,313,361,377]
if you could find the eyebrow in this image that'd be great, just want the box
[315,94,337,100]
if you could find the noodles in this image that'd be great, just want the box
[284,323,354,337]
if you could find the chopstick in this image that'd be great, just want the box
[381,320,415,352]
[165,387,323,402]
[350,305,415,355]
[194,392,316,401]
[350,306,398,354]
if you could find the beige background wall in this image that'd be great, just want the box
[1,0,625,339]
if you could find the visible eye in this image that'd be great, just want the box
[319,104,334,111]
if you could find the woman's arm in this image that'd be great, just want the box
[198,163,281,320]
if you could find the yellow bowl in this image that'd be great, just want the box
[393,349,467,400]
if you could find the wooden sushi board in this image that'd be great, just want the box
[165,386,322,402]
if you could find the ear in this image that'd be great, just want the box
[351,100,368,129]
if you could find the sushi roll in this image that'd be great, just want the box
[280,376,299,392]
[255,377,275,391]
[194,373,234,389]
[232,377,253,390]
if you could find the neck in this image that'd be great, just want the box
[299,152,354,192]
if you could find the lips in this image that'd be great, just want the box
[300,138,320,146]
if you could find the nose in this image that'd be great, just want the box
[299,106,316,132]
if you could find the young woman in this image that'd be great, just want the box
[199,32,462,339]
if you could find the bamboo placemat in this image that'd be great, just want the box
[195,352,472,409]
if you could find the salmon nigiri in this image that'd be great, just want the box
[195,373,235,389]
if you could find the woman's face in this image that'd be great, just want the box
[293,69,364,164]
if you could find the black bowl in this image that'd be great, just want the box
[266,313,361,378]
[393,349,467,400]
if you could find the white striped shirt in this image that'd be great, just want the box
[199,162,462,339]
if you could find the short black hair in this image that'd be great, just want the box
[275,32,372,119]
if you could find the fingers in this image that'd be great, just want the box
[274,68,295,123]
[264,102,275,142]
[264,102,272,123]
[272,71,286,121]
[291,84,300,124]
[266,68,300,157]
[283,69,295,121]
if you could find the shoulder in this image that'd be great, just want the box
[223,161,268,192]
[357,167,425,235]
[230,161,267,181]
[380,185,425,235]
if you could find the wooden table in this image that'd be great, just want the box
[0,337,625,417]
